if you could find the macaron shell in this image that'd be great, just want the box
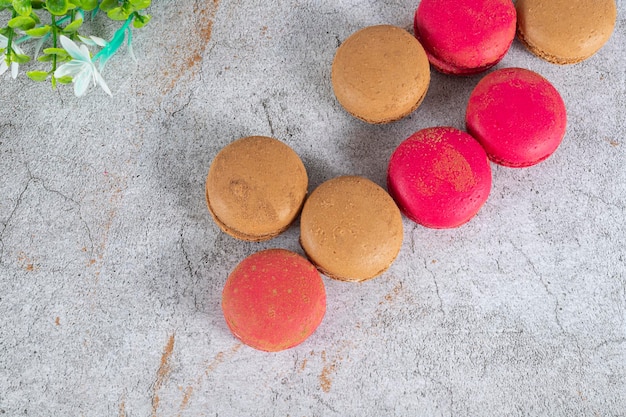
[516,0,617,64]
[466,68,567,167]
[331,25,430,124]
[387,127,492,228]
[300,176,403,282]
[222,249,326,352]
[205,136,308,241]
[414,0,516,74]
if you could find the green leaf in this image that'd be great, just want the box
[0,0,13,8]
[56,75,72,84]
[37,54,54,62]
[132,13,151,28]
[107,6,129,20]
[29,11,41,23]
[46,0,69,15]
[12,0,32,16]
[79,0,96,10]
[25,24,51,37]
[8,15,36,30]
[13,53,31,63]
[62,18,82,33]
[130,0,149,10]
[31,0,44,8]
[99,0,117,12]
[43,47,68,56]
[27,70,49,81]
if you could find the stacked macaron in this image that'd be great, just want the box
[206,0,616,352]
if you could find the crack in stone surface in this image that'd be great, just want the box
[262,99,275,136]
[423,258,445,316]
[509,240,586,361]
[0,176,32,264]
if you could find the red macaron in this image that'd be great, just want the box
[414,0,517,75]
[466,67,567,167]
[222,249,326,352]
[387,127,492,229]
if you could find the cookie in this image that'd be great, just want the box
[466,68,567,167]
[205,136,308,241]
[331,25,430,124]
[414,0,516,75]
[222,249,326,352]
[299,176,403,282]
[387,127,492,228]
[516,0,617,64]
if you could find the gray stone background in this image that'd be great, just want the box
[0,0,624,416]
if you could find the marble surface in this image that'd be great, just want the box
[0,1,624,416]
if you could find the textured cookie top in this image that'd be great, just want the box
[387,127,492,229]
[206,136,308,241]
[466,68,567,167]
[331,25,430,124]
[300,176,403,282]
[516,0,617,64]
[222,249,326,352]
[414,0,516,74]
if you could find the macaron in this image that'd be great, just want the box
[387,127,492,229]
[414,0,517,75]
[466,68,567,167]
[205,136,308,241]
[516,0,617,64]
[331,25,430,124]
[222,249,326,352]
[299,176,403,282]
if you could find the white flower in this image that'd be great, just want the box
[78,35,108,47]
[0,34,26,79]
[54,35,112,97]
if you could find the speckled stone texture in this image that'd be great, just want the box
[0,1,624,416]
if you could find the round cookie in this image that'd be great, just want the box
[387,127,492,229]
[466,68,567,167]
[205,136,308,241]
[222,249,326,352]
[414,0,516,75]
[299,176,403,282]
[516,0,617,64]
[331,25,430,124]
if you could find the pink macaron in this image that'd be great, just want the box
[414,0,517,75]
[222,249,326,352]
[466,67,567,167]
[387,127,492,229]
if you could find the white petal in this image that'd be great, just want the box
[0,34,7,48]
[73,68,92,97]
[11,62,18,79]
[90,36,108,47]
[79,44,91,59]
[128,41,136,62]
[34,36,47,58]
[60,35,88,61]
[78,35,97,46]
[12,43,24,55]
[0,60,8,76]
[54,60,87,78]
[94,69,112,96]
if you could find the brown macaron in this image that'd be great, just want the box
[331,25,431,124]
[299,176,403,282]
[516,0,617,64]
[205,136,308,241]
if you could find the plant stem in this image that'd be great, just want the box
[6,9,16,64]
[51,14,57,88]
